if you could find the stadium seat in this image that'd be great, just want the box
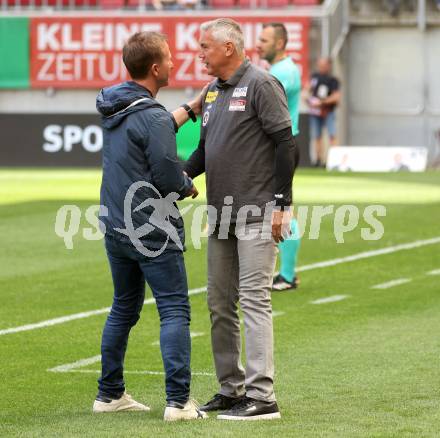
[125,0,153,8]
[266,0,289,6]
[209,0,236,8]
[10,0,65,6]
[74,0,99,6]
[236,0,256,7]
[6,0,97,7]
[292,0,319,4]
[237,0,253,5]
[237,0,290,6]
[100,0,125,8]
[6,0,33,6]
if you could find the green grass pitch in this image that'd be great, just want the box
[0,169,439,437]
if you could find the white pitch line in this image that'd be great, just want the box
[0,287,206,336]
[58,369,214,377]
[51,311,287,374]
[427,269,440,276]
[47,354,214,376]
[310,295,349,305]
[2,236,440,337]
[296,236,440,273]
[0,309,113,336]
[48,355,101,373]
[372,278,412,289]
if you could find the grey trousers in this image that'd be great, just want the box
[207,222,277,402]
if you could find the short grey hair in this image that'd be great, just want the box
[200,18,244,54]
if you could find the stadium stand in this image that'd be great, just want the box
[291,0,319,4]
[8,0,440,12]
[236,0,289,7]
[100,0,125,8]
[351,0,440,16]
[4,0,98,6]
[208,0,235,7]
[3,0,440,9]
[1,0,320,8]
[125,0,153,8]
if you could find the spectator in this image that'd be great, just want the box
[178,0,200,8]
[306,57,340,167]
[152,0,182,10]
[391,153,410,171]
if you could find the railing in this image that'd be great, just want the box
[321,0,349,58]
[0,0,322,11]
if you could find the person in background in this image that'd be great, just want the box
[152,0,199,10]
[257,22,301,291]
[152,0,181,10]
[306,57,340,168]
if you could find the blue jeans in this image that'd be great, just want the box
[309,111,336,140]
[98,235,191,403]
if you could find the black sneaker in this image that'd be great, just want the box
[217,396,281,420]
[199,393,244,412]
[272,274,299,291]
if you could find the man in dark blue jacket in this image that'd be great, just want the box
[93,31,207,421]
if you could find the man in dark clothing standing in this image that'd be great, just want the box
[184,18,297,421]
[307,57,341,167]
[93,31,207,421]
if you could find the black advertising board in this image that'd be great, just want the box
[0,114,103,167]
[0,113,311,167]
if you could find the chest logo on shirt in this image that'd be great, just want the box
[232,87,248,98]
[205,91,218,103]
[317,84,329,99]
[202,111,210,127]
[229,99,246,112]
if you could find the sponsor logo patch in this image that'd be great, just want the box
[205,91,218,103]
[202,111,210,127]
[232,86,248,98]
[229,99,246,112]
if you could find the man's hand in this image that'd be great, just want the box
[271,209,292,243]
[188,84,209,116]
[172,84,210,128]
[189,185,199,199]
[308,96,322,108]
[183,171,199,199]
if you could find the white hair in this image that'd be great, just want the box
[200,18,244,54]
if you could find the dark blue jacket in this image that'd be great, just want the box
[96,81,193,251]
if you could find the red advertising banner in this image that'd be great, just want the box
[30,15,309,89]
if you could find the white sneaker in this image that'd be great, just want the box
[163,399,208,421]
[93,392,150,413]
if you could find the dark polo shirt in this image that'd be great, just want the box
[189,58,292,223]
